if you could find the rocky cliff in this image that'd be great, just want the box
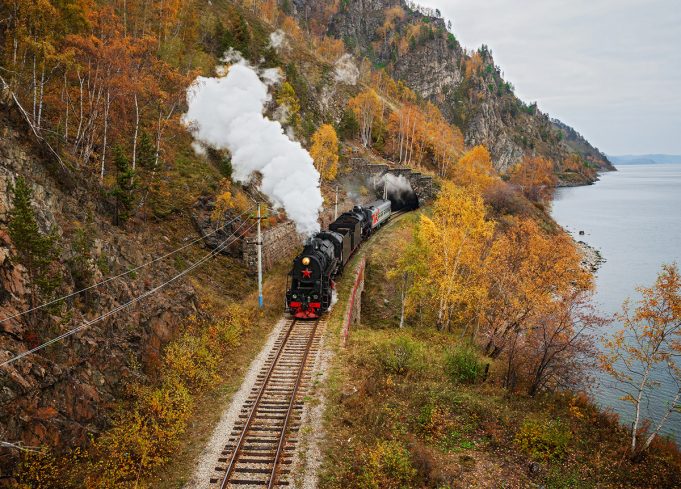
[0,110,200,466]
[294,0,614,178]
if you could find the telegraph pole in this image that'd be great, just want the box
[256,203,264,309]
[334,185,339,220]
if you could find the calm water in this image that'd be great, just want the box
[552,164,681,440]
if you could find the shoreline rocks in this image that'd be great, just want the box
[576,240,605,273]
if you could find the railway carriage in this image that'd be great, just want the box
[286,200,392,319]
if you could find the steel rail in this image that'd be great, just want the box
[265,319,321,488]
[218,319,297,489]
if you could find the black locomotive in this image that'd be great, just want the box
[286,200,392,319]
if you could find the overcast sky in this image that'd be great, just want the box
[421,0,681,155]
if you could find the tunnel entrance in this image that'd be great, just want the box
[378,173,420,212]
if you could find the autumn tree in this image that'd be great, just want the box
[276,81,301,129]
[601,264,681,461]
[508,156,557,204]
[387,104,423,166]
[398,183,494,331]
[452,145,497,190]
[348,88,382,148]
[517,288,604,395]
[8,176,60,313]
[310,124,339,181]
[423,103,464,177]
[480,218,591,359]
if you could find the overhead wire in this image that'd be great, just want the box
[0,205,256,325]
[0,218,256,369]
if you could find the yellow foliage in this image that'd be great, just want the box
[14,304,251,487]
[310,124,339,181]
[452,145,498,190]
[398,183,494,330]
[357,440,417,489]
[276,81,301,128]
[212,179,252,223]
[348,89,382,148]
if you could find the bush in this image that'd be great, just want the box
[163,334,220,391]
[515,416,572,461]
[357,440,418,489]
[375,335,425,376]
[444,345,485,384]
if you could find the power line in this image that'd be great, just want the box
[0,219,256,369]
[0,206,255,325]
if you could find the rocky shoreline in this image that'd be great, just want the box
[576,239,605,273]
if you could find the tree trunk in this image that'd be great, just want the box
[132,93,139,172]
[101,89,110,183]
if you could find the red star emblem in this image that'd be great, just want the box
[302,268,312,278]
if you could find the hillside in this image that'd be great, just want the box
[609,154,681,165]
[289,0,614,182]
[2,0,675,487]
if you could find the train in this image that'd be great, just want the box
[286,199,392,319]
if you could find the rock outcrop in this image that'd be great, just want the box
[0,113,198,468]
[296,0,614,179]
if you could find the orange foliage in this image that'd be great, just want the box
[508,156,557,204]
[316,37,345,62]
[465,52,483,79]
[281,15,304,43]
[452,145,497,190]
[601,264,681,459]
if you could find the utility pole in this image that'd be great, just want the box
[334,185,339,220]
[256,203,263,309]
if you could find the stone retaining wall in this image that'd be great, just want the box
[347,157,439,203]
[243,221,302,272]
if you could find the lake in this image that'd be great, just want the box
[552,163,681,440]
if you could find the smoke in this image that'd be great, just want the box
[333,54,359,85]
[381,173,419,211]
[269,30,288,51]
[183,58,322,235]
[382,173,412,194]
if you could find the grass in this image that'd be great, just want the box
[317,211,681,489]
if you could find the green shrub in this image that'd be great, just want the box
[515,416,572,461]
[444,345,485,384]
[375,336,425,376]
[357,440,417,489]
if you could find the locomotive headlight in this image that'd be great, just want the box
[292,294,297,299]
[302,257,311,265]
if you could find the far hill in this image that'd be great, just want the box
[609,154,681,165]
[290,0,615,182]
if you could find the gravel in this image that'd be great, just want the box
[289,321,333,489]
[183,318,288,489]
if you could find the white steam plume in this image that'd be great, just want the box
[269,30,288,50]
[382,173,413,195]
[183,60,322,235]
[333,54,359,85]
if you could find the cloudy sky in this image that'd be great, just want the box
[421,0,681,155]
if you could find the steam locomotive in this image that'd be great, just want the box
[286,200,392,319]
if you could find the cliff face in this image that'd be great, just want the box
[299,0,614,178]
[0,112,198,462]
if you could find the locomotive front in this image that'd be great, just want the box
[286,236,338,319]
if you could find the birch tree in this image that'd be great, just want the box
[601,264,681,461]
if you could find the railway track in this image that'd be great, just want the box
[211,318,324,488]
